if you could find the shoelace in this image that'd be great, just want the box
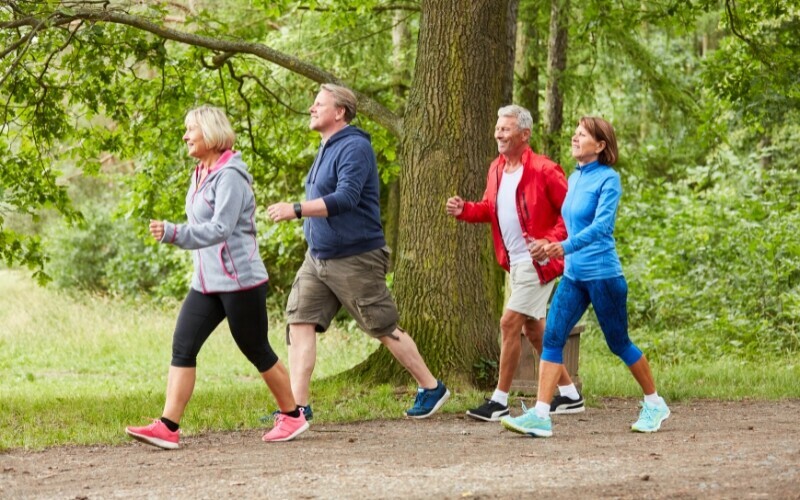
[412,390,428,407]
[143,418,180,435]
[638,402,654,421]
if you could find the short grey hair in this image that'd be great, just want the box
[497,105,533,132]
[185,105,235,151]
[320,84,357,123]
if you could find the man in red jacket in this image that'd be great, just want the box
[446,105,583,422]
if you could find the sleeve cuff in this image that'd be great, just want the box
[321,194,340,216]
[161,222,178,244]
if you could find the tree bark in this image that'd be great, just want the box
[515,0,545,149]
[383,10,413,271]
[543,0,569,160]
[502,0,520,106]
[352,0,515,384]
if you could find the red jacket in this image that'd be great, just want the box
[458,147,568,283]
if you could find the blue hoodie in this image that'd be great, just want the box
[560,160,623,281]
[304,126,386,259]
[161,151,269,293]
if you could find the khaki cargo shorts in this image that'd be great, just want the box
[285,246,399,341]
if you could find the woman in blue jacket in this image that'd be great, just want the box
[502,116,670,437]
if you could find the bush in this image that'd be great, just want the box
[45,207,190,300]
[618,132,800,363]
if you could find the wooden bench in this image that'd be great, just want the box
[510,325,584,395]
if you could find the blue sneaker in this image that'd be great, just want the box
[405,380,450,418]
[260,405,313,423]
[631,398,670,433]
[501,403,552,437]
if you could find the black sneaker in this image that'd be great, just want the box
[466,398,510,422]
[549,394,585,415]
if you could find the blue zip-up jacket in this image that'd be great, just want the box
[561,160,623,280]
[304,125,386,259]
[161,150,269,293]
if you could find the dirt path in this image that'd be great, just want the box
[2,399,798,499]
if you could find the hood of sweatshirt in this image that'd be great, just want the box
[326,125,371,147]
[204,150,252,185]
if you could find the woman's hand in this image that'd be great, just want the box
[445,196,464,217]
[542,242,565,258]
[149,220,165,241]
[527,238,549,261]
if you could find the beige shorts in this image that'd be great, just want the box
[506,260,555,319]
[285,247,399,341]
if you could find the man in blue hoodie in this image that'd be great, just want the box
[268,84,450,419]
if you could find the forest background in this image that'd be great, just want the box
[1,0,799,447]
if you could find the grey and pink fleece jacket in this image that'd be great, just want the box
[160,150,269,293]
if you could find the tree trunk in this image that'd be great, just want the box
[515,0,545,149]
[543,0,569,161]
[352,0,517,385]
[383,10,413,271]
[502,0,520,106]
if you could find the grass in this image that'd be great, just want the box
[579,329,800,402]
[1,269,798,450]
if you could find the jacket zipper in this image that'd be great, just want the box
[568,168,582,232]
[307,143,328,250]
[494,167,511,267]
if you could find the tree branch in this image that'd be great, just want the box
[0,8,404,137]
[296,2,420,13]
[724,0,762,56]
[225,60,271,167]
[0,16,49,88]
[0,29,34,59]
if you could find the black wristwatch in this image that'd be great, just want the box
[293,202,302,219]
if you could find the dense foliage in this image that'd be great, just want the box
[619,123,800,362]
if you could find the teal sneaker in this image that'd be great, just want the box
[500,404,552,437]
[631,398,670,433]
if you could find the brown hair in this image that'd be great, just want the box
[320,84,357,123]
[579,116,618,166]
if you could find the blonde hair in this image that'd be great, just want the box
[579,116,618,166]
[320,84,357,123]
[184,105,235,151]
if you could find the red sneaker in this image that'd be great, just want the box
[126,419,180,450]
[262,412,309,442]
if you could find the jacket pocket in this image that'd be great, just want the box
[218,244,238,280]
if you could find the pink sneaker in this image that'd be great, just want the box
[262,412,309,442]
[126,419,180,450]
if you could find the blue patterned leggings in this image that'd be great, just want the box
[541,275,643,366]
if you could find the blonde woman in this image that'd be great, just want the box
[126,106,308,448]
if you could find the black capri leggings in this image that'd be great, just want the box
[171,283,279,373]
